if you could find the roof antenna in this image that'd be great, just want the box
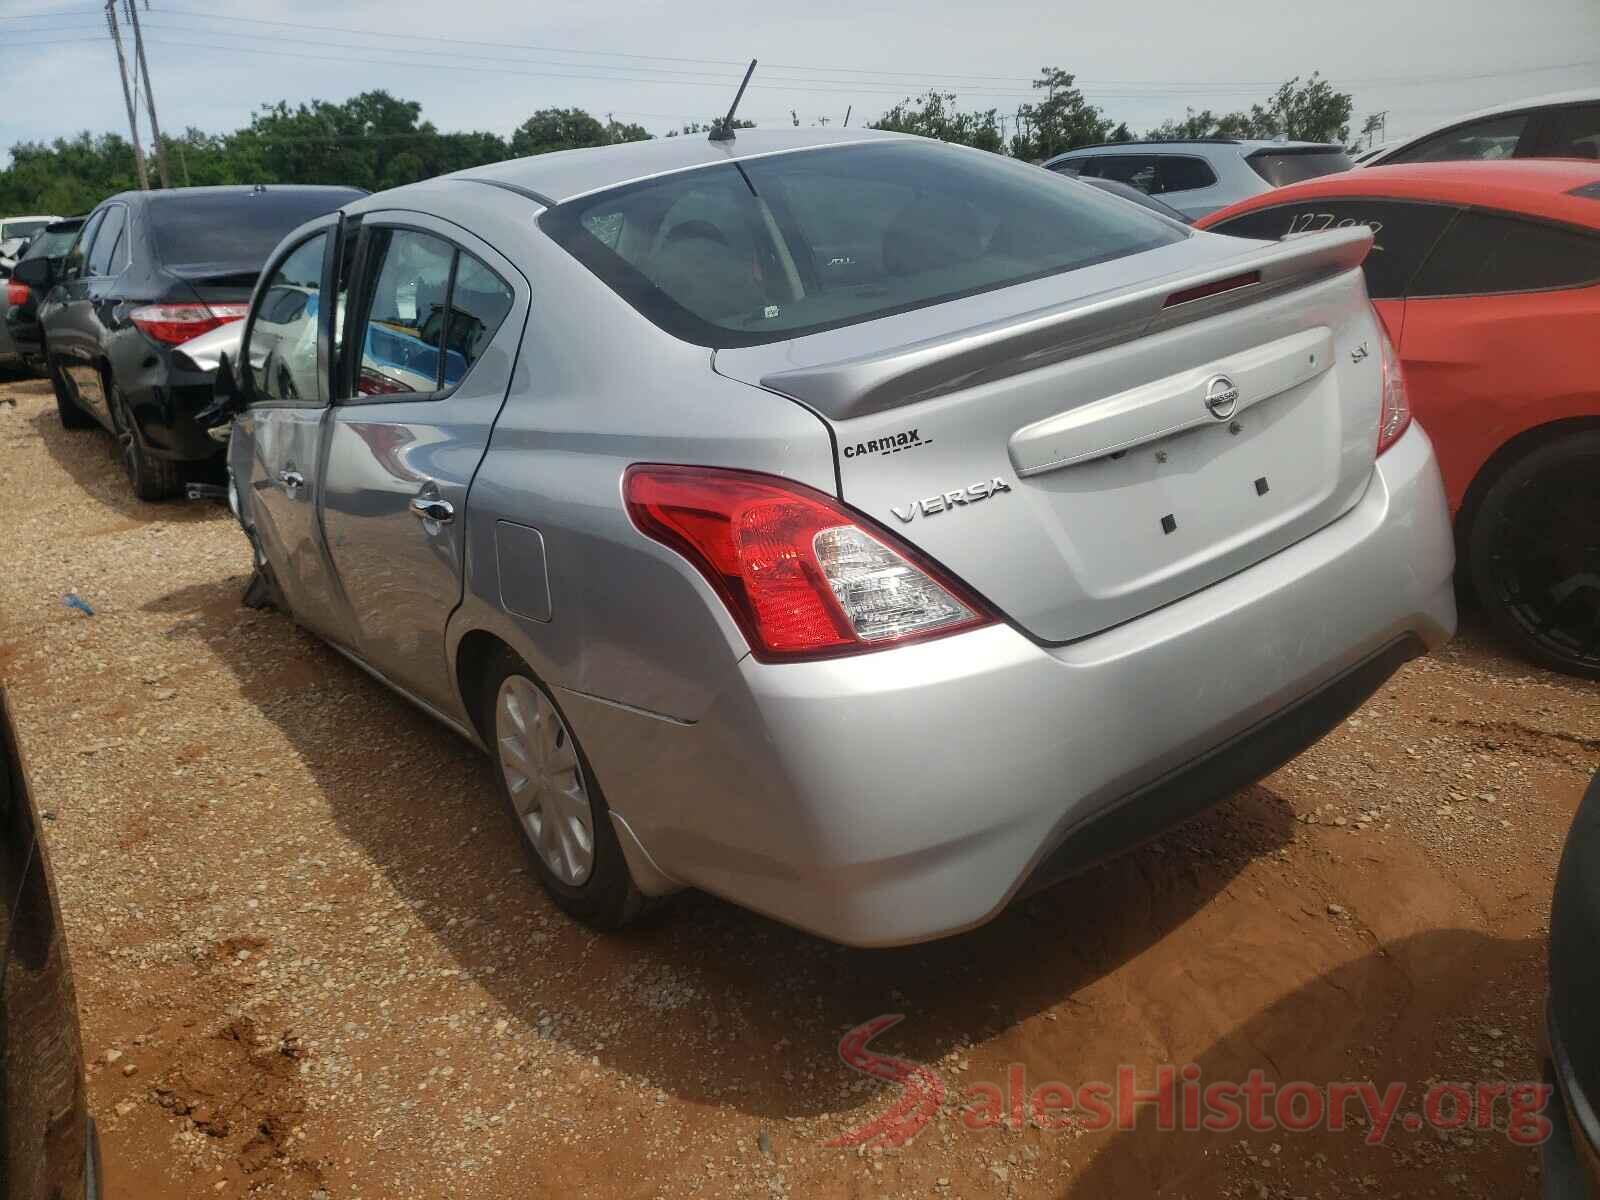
[709,59,757,142]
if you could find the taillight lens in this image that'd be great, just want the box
[1374,314,1411,455]
[624,464,995,661]
[5,281,28,306]
[128,302,250,346]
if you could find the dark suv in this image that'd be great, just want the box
[29,185,363,499]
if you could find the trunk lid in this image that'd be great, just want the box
[716,226,1386,644]
[164,262,261,307]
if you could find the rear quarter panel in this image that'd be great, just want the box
[451,229,838,724]
[1399,286,1600,512]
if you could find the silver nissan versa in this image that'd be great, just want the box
[215,128,1456,947]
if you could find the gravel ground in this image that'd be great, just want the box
[2,368,1596,1199]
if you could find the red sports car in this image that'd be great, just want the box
[1197,161,1600,678]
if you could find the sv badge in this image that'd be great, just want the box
[891,477,1012,523]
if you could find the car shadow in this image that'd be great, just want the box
[147,574,1299,1124]
[27,408,223,525]
[1070,927,1547,1198]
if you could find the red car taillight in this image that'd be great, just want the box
[1374,312,1411,455]
[624,464,996,661]
[5,282,28,306]
[128,302,249,346]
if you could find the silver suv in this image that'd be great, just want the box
[213,130,1454,947]
[1043,138,1355,220]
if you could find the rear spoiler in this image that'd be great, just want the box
[757,225,1372,422]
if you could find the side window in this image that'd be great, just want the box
[1538,104,1600,161]
[1389,114,1529,164]
[1069,157,1104,178]
[248,232,328,404]
[1154,156,1217,195]
[1095,155,1159,194]
[87,205,126,276]
[1209,200,1459,299]
[65,210,105,278]
[1409,210,1600,296]
[352,229,454,398]
[441,253,515,385]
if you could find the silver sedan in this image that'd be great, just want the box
[214,128,1456,946]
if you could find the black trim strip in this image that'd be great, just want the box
[459,177,556,208]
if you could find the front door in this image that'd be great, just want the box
[318,213,526,711]
[231,216,352,645]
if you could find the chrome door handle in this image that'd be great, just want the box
[277,469,304,489]
[409,497,455,523]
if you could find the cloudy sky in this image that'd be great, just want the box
[3,0,1597,161]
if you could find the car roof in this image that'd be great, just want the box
[100,184,366,207]
[1195,159,1600,231]
[448,127,917,206]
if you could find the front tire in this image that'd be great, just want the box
[1467,431,1600,680]
[106,374,180,501]
[478,649,645,930]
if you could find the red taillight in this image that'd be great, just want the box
[128,302,249,346]
[5,282,28,306]
[1374,312,1411,455]
[624,465,996,661]
[1163,271,1260,308]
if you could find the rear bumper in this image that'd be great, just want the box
[114,340,224,463]
[568,422,1456,946]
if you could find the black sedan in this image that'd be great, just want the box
[1546,768,1600,1197]
[1,689,102,1198]
[29,185,362,499]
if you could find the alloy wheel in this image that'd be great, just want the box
[494,675,595,886]
[1485,456,1600,673]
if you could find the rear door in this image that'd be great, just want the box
[318,212,525,711]
[232,214,353,644]
[46,205,113,417]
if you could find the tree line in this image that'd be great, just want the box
[0,71,1356,216]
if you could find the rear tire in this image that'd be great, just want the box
[1467,431,1600,680]
[48,356,94,429]
[106,373,180,501]
[477,649,645,930]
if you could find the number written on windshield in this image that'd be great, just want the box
[1284,211,1385,250]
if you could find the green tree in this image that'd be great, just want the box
[1261,73,1353,143]
[508,109,653,155]
[871,91,1004,153]
[1010,68,1113,161]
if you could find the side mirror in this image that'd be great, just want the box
[198,351,245,443]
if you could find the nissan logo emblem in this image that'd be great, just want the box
[1204,375,1240,420]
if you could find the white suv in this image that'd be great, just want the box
[1043,139,1354,220]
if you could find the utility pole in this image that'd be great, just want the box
[125,0,171,187]
[105,1,149,190]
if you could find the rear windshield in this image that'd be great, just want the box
[22,225,82,260]
[541,141,1187,348]
[148,190,360,269]
[2,219,51,242]
[1246,149,1354,187]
